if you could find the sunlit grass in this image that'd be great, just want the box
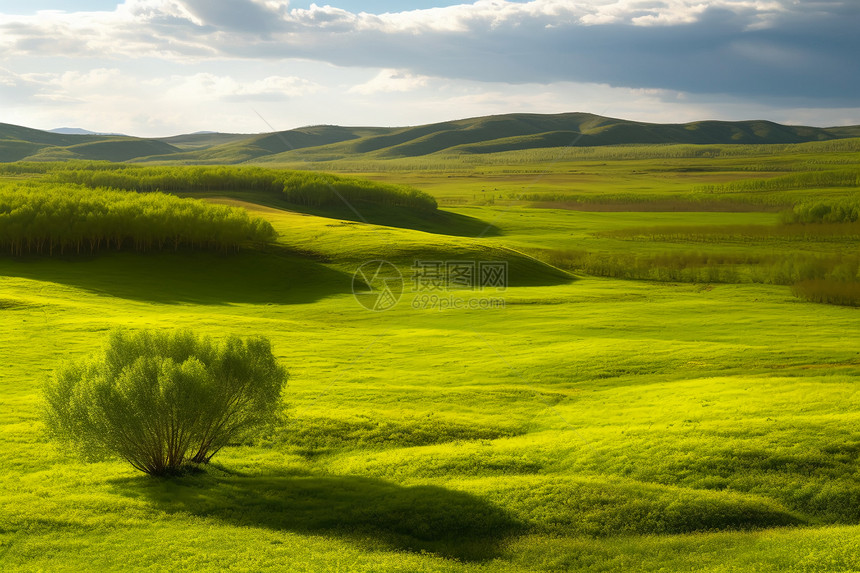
[2,143,860,570]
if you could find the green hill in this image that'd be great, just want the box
[0,122,110,146]
[155,132,253,150]
[249,113,860,162]
[2,113,859,164]
[0,139,46,162]
[0,124,180,162]
[28,138,182,162]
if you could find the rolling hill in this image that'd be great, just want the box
[2,113,859,164]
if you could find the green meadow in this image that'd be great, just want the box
[1,139,860,571]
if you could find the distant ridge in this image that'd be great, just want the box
[50,127,126,136]
[2,113,859,163]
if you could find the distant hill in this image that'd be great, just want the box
[50,127,126,136]
[2,113,859,164]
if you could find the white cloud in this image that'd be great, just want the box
[163,73,323,100]
[0,1,809,60]
[0,67,20,87]
[348,69,430,95]
[0,0,857,135]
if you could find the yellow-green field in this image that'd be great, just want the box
[1,143,859,571]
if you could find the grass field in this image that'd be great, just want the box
[1,141,860,571]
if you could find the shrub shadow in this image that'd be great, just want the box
[206,192,502,237]
[110,472,521,561]
[0,247,350,305]
[289,203,503,238]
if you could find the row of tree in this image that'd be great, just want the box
[47,164,438,212]
[513,191,798,209]
[0,162,55,175]
[695,169,860,194]
[278,171,437,211]
[538,248,860,290]
[792,279,860,307]
[600,222,860,242]
[0,183,277,256]
[782,195,860,224]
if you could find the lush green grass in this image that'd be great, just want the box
[2,141,860,571]
[2,251,860,570]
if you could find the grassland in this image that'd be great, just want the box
[1,139,860,572]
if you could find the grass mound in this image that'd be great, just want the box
[0,296,31,309]
[280,413,524,453]
[475,476,805,536]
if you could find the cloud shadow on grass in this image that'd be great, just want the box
[110,471,522,561]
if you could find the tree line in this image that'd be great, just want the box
[537,248,860,306]
[782,195,860,224]
[597,222,860,242]
[45,164,438,213]
[0,183,277,256]
[791,280,860,307]
[695,169,860,194]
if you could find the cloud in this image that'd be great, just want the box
[6,62,859,137]
[0,67,43,103]
[0,0,856,104]
[9,68,321,106]
[164,72,324,101]
[0,1,858,135]
[348,69,430,95]
[0,67,128,105]
[174,0,285,33]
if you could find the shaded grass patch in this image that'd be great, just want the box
[0,248,352,305]
[110,472,522,562]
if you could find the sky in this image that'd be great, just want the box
[0,0,858,136]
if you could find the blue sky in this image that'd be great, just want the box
[0,1,858,136]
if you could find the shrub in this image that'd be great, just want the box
[43,329,288,475]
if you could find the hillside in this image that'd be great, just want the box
[1,113,859,164]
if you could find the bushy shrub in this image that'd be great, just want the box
[43,329,288,475]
